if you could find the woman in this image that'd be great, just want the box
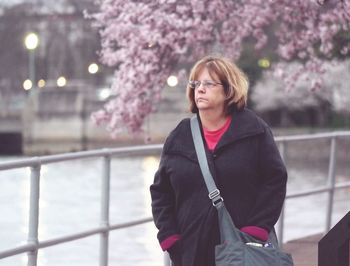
[150,55,287,266]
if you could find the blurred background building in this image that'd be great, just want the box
[0,0,115,154]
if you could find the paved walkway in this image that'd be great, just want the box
[283,234,323,266]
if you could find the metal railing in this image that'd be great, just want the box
[275,131,350,246]
[0,145,162,266]
[0,131,350,265]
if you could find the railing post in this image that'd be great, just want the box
[100,154,111,266]
[277,205,285,248]
[164,252,172,266]
[277,141,287,247]
[325,136,337,233]
[27,164,41,266]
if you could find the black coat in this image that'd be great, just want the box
[150,108,287,266]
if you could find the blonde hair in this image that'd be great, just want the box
[186,55,249,115]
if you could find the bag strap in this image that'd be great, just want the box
[190,115,242,242]
[190,115,224,208]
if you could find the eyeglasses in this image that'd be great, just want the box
[188,80,223,90]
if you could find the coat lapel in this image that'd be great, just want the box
[215,108,265,152]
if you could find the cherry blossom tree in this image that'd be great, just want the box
[89,0,350,135]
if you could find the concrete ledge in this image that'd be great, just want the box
[283,234,323,266]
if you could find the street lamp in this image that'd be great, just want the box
[167,75,178,87]
[57,76,67,87]
[23,79,33,91]
[88,63,99,74]
[24,33,39,95]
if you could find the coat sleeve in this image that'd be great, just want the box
[150,151,179,247]
[246,126,287,232]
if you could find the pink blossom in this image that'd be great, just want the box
[88,0,350,135]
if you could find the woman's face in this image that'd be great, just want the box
[194,68,226,114]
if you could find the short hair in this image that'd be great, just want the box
[186,55,249,115]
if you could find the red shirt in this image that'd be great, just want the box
[203,116,232,151]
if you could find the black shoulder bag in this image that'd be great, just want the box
[190,115,294,266]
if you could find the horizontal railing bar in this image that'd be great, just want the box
[1,131,350,171]
[287,187,330,199]
[0,156,42,170]
[275,131,350,142]
[0,144,163,171]
[109,217,153,231]
[0,217,154,259]
[0,227,106,259]
[0,243,36,259]
[38,217,154,249]
[334,181,350,190]
[286,181,350,199]
[39,227,106,249]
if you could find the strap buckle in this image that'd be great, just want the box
[208,189,224,207]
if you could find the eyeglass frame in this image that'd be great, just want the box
[188,80,223,90]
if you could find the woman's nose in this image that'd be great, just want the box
[197,83,206,93]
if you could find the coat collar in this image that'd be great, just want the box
[164,108,265,161]
[215,108,265,152]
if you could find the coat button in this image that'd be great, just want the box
[213,154,217,158]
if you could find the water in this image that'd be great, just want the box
[0,154,349,266]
